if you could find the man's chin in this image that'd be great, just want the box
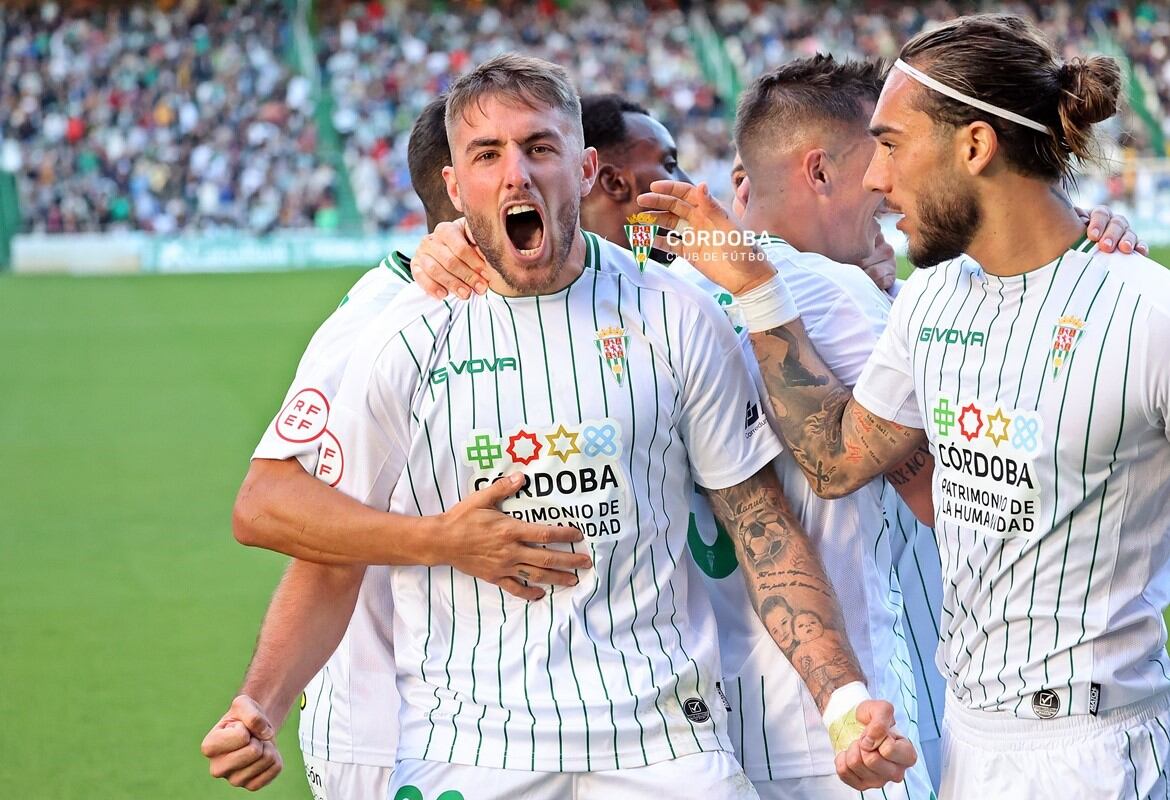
[495,259,562,295]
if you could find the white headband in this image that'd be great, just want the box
[893,59,1054,136]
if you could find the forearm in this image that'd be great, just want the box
[233,459,441,565]
[705,467,865,711]
[883,445,935,527]
[239,560,365,730]
[749,322,921,498]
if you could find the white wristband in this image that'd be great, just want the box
[822,681,872,728]
[733,272,800,333]
[822,681,872,754]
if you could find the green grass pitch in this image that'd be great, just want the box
[1,246,1167,797]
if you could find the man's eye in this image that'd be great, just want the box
[733,174,745,188]
[531,145,552,155]
[476,151,498,162]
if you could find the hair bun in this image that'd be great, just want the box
[1056,56,1121,158]
[1058,57,1121,126]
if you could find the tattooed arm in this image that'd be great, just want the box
[704,465,864,710]
[748,320,928,499]
[705,465,917,789]
[637,179,927,501]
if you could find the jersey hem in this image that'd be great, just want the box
[394,741,729,773]
[300,742,398,768]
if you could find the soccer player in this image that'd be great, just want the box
[225,53,917,798]
[569,88,937,799]
[640,14,1170,799]
[416,85,1141,799]
[201,96,591,798]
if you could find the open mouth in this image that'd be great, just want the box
[504,203,545,257]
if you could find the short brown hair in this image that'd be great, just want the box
[445,53,582,147]
[407,94,456,225]
[734,54,886,166]
[900,13,1121,182]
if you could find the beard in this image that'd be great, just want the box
[465,196,580,295]
[907,174,982,268]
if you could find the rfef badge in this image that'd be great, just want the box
[624,212,657,271]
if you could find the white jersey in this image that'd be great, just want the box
[325,232,783,772]
[854,238,1170,719]
[673,242,931,796]
[252,250,414,766]
[885,483,946,745]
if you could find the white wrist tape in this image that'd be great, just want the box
[733,272,800,333]
[822,681,873,754]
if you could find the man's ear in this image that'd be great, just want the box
[442,165,463,213]
[801,149,834,196]
[958,121,998,177]
[580,146,600,197]
[594,163,631,202]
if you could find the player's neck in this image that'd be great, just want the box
[965,182,1085,277]
[742,187,820,252]
[487,230,587,297]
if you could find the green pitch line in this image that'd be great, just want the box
[0,268,365,799]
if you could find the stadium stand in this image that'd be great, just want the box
[0,0,1166,234]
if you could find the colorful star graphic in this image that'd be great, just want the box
[984,407,1012,447]
[506,429,542,465]
[958,403,984,442]
[544,424,581,464]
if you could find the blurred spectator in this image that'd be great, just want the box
[0,0,332,234]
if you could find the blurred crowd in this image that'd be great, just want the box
[0,0,331,234]
[0,0,1166,234]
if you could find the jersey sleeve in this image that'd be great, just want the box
[677,306,784,490]
[252,267,409,475]
[853,290,924,429]
[324,336,414,509]
[803,292,887,388]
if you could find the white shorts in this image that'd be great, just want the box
[301,752,394,800]
[941,691,1170,800]
[390,751,758,800]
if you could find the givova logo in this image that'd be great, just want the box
[919,326,986,346]
[429,356,517,384]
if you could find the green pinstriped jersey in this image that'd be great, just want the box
[325,233,782,771]
[855,238,1170,719]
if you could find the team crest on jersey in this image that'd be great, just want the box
[623,212,657,272]
[1049,316,1085,379]
[462,419,630,541]
[595,326,630,386]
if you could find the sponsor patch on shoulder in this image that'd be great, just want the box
[275,388,330,443]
